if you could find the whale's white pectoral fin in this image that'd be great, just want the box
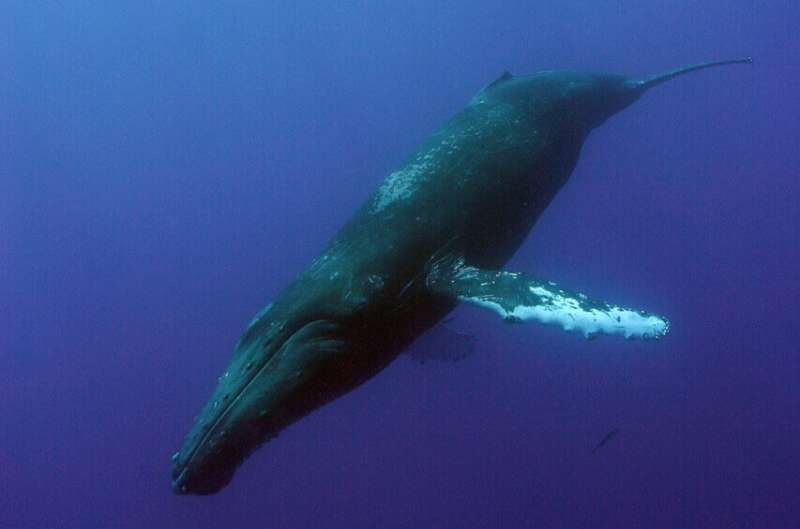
[427,258,669,340]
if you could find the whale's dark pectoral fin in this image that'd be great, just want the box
[406,324,477,364]
[427,258,669,340]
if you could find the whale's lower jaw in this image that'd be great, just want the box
[172,464,235,495]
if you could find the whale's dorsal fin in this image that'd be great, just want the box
[486,70,513,90]
[426,257,668,340]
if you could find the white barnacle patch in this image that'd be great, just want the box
[371,168,419,212]
[371,149,438,214]
[371,133,461,213]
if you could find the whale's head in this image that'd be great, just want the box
[171,317,349,495]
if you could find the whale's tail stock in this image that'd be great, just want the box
[633,57,752,92]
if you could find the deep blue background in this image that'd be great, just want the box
[3,2,798,528]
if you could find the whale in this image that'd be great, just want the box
[171,58,751,494]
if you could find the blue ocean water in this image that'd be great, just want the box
[2,2,798,528]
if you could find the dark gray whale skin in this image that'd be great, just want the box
[172,58,750,495]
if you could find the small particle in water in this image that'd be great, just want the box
[592,428,621,453]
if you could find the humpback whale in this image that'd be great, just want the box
[172,58,751,494]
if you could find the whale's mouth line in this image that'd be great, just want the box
[172,466,189,491]
[174,362,273,489]
[174,326,292,482]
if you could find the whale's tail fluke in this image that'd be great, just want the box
[634,57,752,92]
